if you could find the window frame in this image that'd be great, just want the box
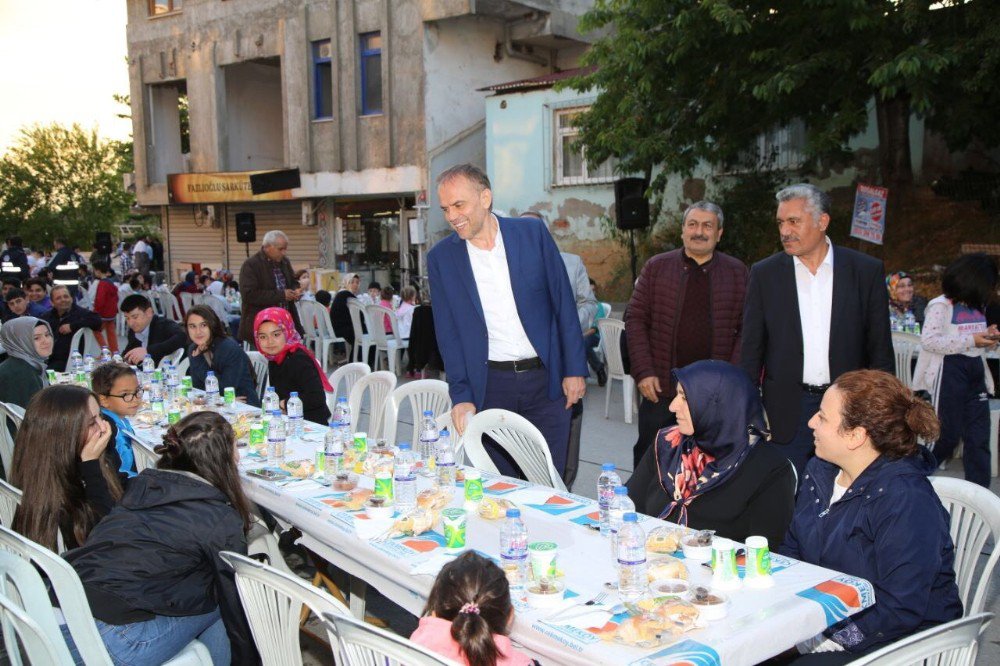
[148,0,181,17]
[359,31,383,116]
[312,39,333,120]
[553,106,617,187]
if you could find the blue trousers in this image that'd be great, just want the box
[96,609,230,666]
[933,354,991,488]
[481,366,572,478]
[778,392,822,486]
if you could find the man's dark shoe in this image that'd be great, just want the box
[597,367,608,387]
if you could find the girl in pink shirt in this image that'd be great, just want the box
[410,552,535,666]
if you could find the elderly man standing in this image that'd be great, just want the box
[429,164,588,478]
[238,230,303,343]
[42,284,101,371]
[626,201,748,467]
[741,183,894,478]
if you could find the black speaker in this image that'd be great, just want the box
[614,178,650,230]
[235,213,257,243]
[95,232,112,254]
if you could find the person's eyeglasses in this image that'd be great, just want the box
[104,391,143,402]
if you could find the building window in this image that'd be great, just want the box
[554,107,616,186]
[148,0,181,16]
[359,32,383,116]
[313,40,333,119]
[733,120,807,172]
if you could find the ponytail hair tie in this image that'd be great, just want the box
[155,428,183,456]
[459,602,480,615]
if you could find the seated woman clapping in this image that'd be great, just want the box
[626,360,795,545]
[185,304,260,407]
[780,370,961,662]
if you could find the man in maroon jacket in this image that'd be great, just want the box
[625,201,748,466]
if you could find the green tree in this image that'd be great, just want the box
[0,123,133,249]
[566,0,1000,200]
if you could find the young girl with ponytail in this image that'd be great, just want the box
[411,551,535,666]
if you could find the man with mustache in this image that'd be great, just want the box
[741,183,894,480]
[626,201,748,467]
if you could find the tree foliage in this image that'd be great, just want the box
[565,0,1000,198]
[0,124,133,249]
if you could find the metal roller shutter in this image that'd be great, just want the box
[164,205,225,282]
[223,202,321,277]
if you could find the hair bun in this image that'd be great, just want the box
[154,428,183,456]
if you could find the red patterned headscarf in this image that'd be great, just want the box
[253,306,333,391]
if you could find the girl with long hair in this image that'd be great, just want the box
[185,304,260,406]
[66,411,259,665]
[11,384,119,551]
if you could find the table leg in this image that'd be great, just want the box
[349,575,368,619]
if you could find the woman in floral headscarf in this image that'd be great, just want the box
[253,307,331,424]
[886,271,927,328]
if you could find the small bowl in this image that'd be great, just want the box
[364,497,395,520]
[681,536,713,562]
[649,578,689,598]
[331,473,358,491]
[689,589,730,621]
[526,579,565,609]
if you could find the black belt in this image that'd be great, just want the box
[487,357,543,372]
[801,383,831,395]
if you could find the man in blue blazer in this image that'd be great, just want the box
[428,164,589,477]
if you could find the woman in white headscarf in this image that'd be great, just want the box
[0,317,54,408]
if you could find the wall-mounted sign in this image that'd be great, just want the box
[167,170,295,204]
[849,183,888,245]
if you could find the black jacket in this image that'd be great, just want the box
[627,441,796,545]
[0,246,29,283]
[330,290,358,343]
[741,245,894,442]
[43,304,102,371]
[65,469,260,665]
[267,349,331,425]
[123,315,186,365]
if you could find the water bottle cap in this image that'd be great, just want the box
[602,463,615,471]
[267,386,276,392]
[623,513,637,523]
[338,396,347,402]
[206,371,215,376]
[290,391,298,397]
[270,410,282,417]
[614,485,627,495]
[398,442,411,450]
[145,354,151,358]
[423,410,433,416]
[505,508,521,518]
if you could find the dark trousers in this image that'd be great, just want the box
[583,332,604,374]
[563,401,583,491]
[633,396,677,469]
[933,354,991,488]
[482,366,572,479]
[776,392,822,485]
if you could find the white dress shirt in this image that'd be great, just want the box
[466,223,537,362]
[793,236,834,385]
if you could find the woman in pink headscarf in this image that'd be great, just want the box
[253,307,332,424]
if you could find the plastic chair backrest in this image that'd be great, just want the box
[346,300,367,353]
[326,362,370,418]
[0,402,23,479]
[845,612,992,666]
[308,301,340,341]
[891,333,918,388]
[179,291,200,312]
[159,292,183,323]
[122,431,160,473]
[296,301,318,343]
[929,476,1000,615]
[219,551,350,666]
[176,356,190,377]
[246,351,270,401]
[0,480,22,528]
[0,549,77,665]
[0,591,72,665]
[366,304,403,347]
[65,328,102,371]
[322,612,461,666]
[158,347,185,370]
[464,409,567,491]
[383,380,451,446]
[598,318,626,378]
[348,371,397,440]
[202,294,229,322]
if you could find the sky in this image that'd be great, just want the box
[0,0,132,154]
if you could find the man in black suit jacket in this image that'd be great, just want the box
[120,294,187,366]
[741,184,894,479]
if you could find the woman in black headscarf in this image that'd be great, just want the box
[626,360,795,544]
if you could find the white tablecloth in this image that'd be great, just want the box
[133,410,875,666]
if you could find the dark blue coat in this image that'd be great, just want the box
[779,449,962,651]
[427,216,588,408]
[187,336,261,407]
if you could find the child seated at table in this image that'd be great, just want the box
[91,362,141,484]
[411,551,535,666]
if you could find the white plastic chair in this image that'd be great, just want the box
[176,355,191,377]
[382,380,451,446]
[0,480,21,528]
[64,327,102,371]
[346,300,375,366]
[366,304,410,375]
[989,399,999,478]
[845,612,992,666]
[348,371,396,440]
[219,551,350,666]
[247,351,270,401]
[158,291,183,323]
[158,347,185,370]
[322,612,461,666]
[598,318,637,424]
[929,477,1000,615]
[179,291,201,313]
[0,402,23,479]
[0,552,75,665]
[325,362,370,418]
[299,301,343,372]
[296,301,319,355]
[891,332,919,389]
[123,431,160,473]
[463,409,567,491]
[202,294,230,324]
[0,524,213,665]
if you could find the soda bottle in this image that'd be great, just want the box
[99,347,112,364]
[287,392,304,439]
[499,507,529,588]
[70,351,84,374]
[263,386,280,415]
[323,422,344,479]
[418,411,438,477]
[267,410,286,464]
[597,463,622,537]
[436,428,456,487]
[616,513,647,602]
[204,370,220,406]
[393,443,417,512]
[83,354,95,373]
[607,485,635,554]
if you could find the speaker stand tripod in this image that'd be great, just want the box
[629,229,638,284]
[244,242,250,258]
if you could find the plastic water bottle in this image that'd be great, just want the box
[904,312,916,334]
[150,377,164,413]
[393,443,417,512]
[436,429,456,487]
[70,351,84,374]
[499,507,529,588]
[204,370,220,406]
[112,352,123,364]
[99,347,112,364]
[263,386,280,415]
[165,362,180,390]
[336,398,352,442]
[323,422,344,478]
[616,513,647,602]
[267,410,286,464]
[598,463,622,537]
[142,354,155,375]
[287,392,304,439]
[83,354,95,373]
[608,485,636,553]
[418,411,438,477]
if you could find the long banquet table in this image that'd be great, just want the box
[133,408,875,666]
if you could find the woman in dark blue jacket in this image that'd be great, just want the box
[780,369,961,663]
[185,304,260,407]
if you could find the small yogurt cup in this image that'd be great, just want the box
[689,589,730,621]
[526,580,565,609]
[364,497,395,520]
[681,536,713,562]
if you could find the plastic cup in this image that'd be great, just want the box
[249,424,265,447]
[528,541,559,581]
[711,538,742,590]
[167,409,182,425]
[464,469,484,509]
[373,472,394,501]
[441,508,467,551]
[744,536,774,588]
